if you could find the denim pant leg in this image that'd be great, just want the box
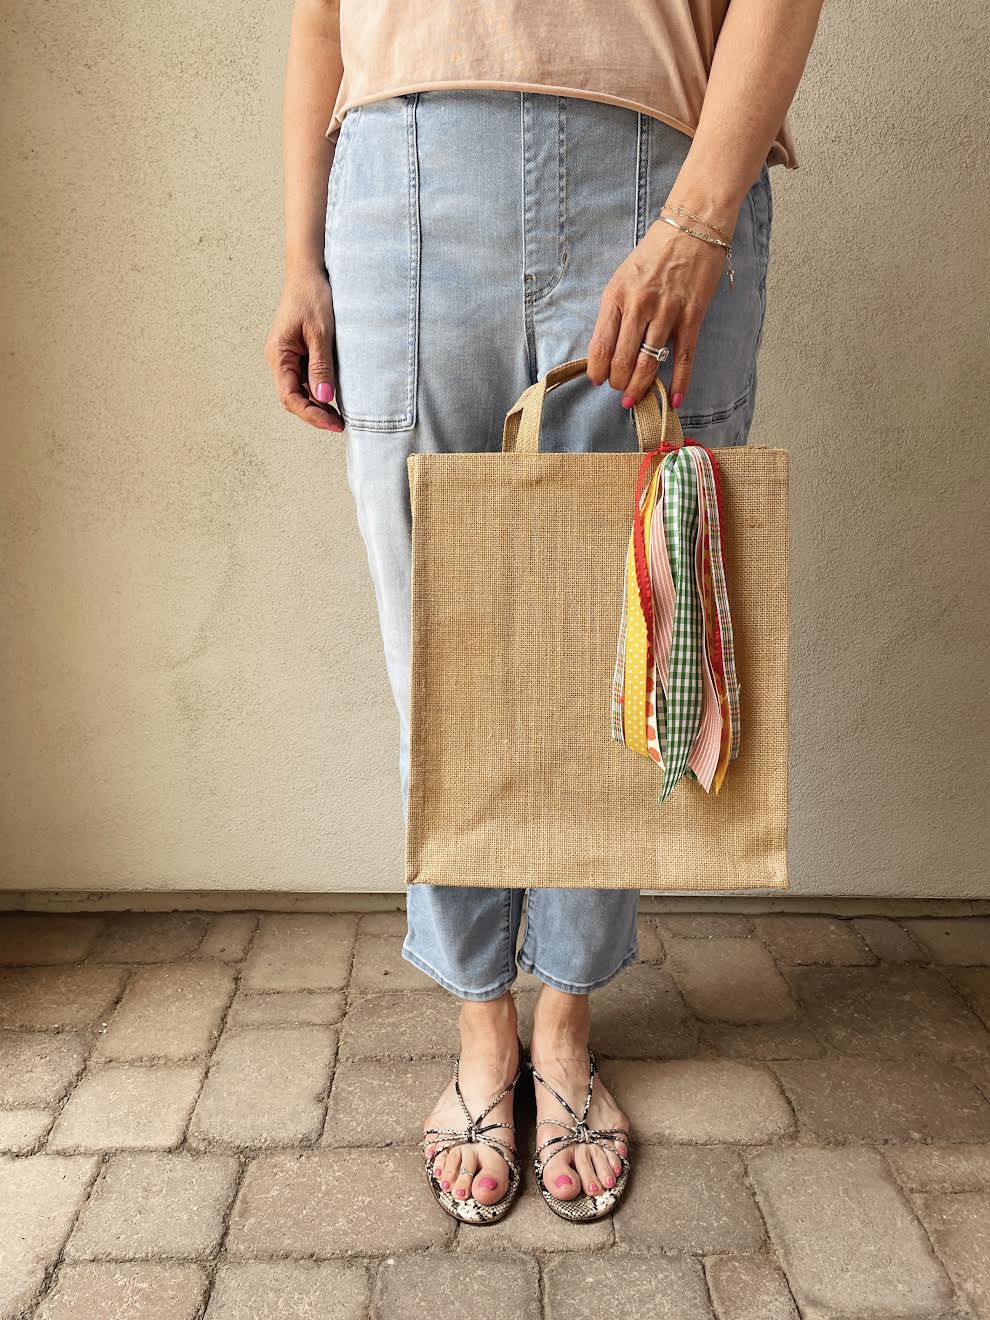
[518,887,641,994]
[402,885,526,1001]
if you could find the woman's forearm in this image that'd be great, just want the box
[669,0,826,229]
[283,0,343,280]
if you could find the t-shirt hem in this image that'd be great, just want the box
[325,79,798,170]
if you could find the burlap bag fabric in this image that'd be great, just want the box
[405,357,788,891]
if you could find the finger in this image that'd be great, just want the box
[273,354,343,433]
[668,304,704,408]
[586,290,623,386]
[608,298,651,396]
[621,314,674,407]
[305,327,339,413]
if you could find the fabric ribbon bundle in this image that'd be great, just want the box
[610,437,740,803]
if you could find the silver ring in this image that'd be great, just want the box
[639,342,669,363]
[458,1166,471,1176]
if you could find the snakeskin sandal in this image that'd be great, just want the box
[529,1047,632,1222]
[421,1046,524,1226]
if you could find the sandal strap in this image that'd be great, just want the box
[423,1128,519,1173]
[424,1049,524,1175]
[533,1123,629,1173]
[453,1055,523,1129]
[528,1047,598,1126]
[529,1048,630,1174]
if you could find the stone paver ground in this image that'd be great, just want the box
[0,904,988,1319]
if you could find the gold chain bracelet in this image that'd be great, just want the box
[657,212,735,291]
[662,201,732,244]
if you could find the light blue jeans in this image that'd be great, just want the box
[327,90,772,1001]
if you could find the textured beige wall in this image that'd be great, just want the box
[1,1,987,896]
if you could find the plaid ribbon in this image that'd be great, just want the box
[611,436,740,801]
[657,450,703,801]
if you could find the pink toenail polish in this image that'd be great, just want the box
[554,1174,574,1188]
[589,1182,601,1194]
[441,1179,450,1190]
[477,1176,498,1190]
[434,1166,443,1178]
[455,1187,467,1198]
[605,1176,615,1187]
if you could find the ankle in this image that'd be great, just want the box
[457,993,518,1054]
[531,988,591,1057]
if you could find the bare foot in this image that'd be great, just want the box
[423,993,520,1207]
[529,988,629,1201]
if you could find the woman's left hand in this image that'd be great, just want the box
[586,216,732,409]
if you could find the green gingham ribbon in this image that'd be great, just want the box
[658,448,704,801]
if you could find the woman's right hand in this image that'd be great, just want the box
[264,270,343,433]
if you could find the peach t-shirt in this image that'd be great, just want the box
[324,0,798,170]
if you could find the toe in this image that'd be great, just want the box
[590,1143,617,1190]
[439,1145,461,1192]
[574,1145,601,1196]
[472,1149,508,1205]
[452,1147,479,1203]
[543,1149,580,1201]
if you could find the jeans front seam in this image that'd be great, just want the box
[403,92,421,428]
[634,111,651,246]
[522,95,568,306]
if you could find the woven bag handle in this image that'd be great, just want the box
[501,356,684,454]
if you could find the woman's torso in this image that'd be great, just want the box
[325,0,798,170]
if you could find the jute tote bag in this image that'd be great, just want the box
[405,357,788,891]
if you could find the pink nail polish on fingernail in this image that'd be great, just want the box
[477,1176,498,1190]
[621,396,634,409]
[671,391,684,408]
[329,423,344,432]
[554,1174,574,1188]
[315,383,333,403]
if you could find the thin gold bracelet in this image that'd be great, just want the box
[657,213,735,291]
[662,201,732,244]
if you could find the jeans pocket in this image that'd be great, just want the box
[326,97,421,433]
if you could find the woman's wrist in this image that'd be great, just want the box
[660,160,750,241]
[285,249,328,283]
